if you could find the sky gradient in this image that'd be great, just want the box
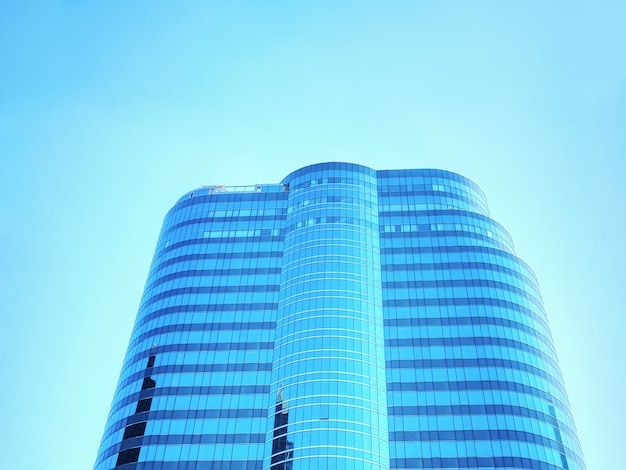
[1,2,624,469]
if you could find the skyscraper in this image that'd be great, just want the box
[94,162,585,470]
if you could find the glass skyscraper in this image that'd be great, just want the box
[94,163,585,470]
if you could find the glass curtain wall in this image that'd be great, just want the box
[94,163,586,470]
[94,186,288,470]
[267,163,390,470]
[378,169,585,470]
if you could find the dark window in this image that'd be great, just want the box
[115,447,140,466]
[122,422,147,440]
[135,398,152,413]
[141,377,156,390]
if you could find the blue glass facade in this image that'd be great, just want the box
[94,163,585,470]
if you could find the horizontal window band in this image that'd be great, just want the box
[122,431,264,448]
[124,335,274,368]
[386,336,558,371]
[122,342,274,373]
[268,449,384,467]
[383,278,543,311]
[380,244,536,280]
[387,380,573,422]
[388,403,580,447]
[384,316,552,352]
[380,224,511,250]
[135,301,277,326]
[290,175,376,191]
[288,195,375,213]
[164,214,286,235]
[100,433,265,461]
[150,251,283,275]
[378,190,478,204]
[118,363,273,390]
[141,285,280,310]
[274,349,383,371]
[135,304,277,331]
[157,236,284,257]
[380,229,508,249]
[391,456,568,470]
[130,322,274,349]
[100,460,263,470]
[378,167,482,182]
[110,385,271,415]
[266,396,387,420]
[387,358,565,395]
[286,216,378,233]
[277,327,381,345]
[379,208,508,233]
[133,317,275,337]
[390,429,581,467]
[102,408,267,442]
[382,261,540,297]
[129,322,274,351]
[146,268,282,291]
[383,296,548,331]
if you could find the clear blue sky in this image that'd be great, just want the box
[1,1,624,469]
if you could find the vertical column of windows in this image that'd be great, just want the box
[267,163,390,470]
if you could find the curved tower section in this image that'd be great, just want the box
[378,169,585,470]
[266,163,390,469]
[93,183,288,470]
